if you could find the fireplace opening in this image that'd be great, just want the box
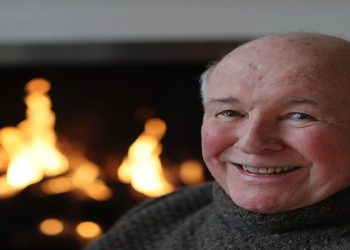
[0,41,242,249]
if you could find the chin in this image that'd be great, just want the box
[228,191,296,214]
[237,201,285,214]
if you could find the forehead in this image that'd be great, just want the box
[213,45,324,84]
[206,48,350,112]
[209,34,350,86]
[211,39,350,89]
[210,60,327,93]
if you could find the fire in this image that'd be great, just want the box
[0,78,207,250]
[179,160,205,185]
[76,221,102,239]
[0,79,68,194]
[39,218,103,240]
[38,133,113,201]
[0,78,203,201]
[39,218,65,236]
[117,118,175,197]
[0,79,111,201]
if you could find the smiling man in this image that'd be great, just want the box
[201,32,350,214]
[87,33,350,249]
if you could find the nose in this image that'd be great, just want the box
[234,118,285,154]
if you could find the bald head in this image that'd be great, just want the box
[200,33,350,104]
[230,32,350,57]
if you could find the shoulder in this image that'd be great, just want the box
[127,181,213,216]
[87,182,214,250]
[116,181,213,229]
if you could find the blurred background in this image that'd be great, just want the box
[0,0,349,249]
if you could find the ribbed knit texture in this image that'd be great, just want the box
[86,182,350,249]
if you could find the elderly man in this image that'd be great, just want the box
[87,33,350,249]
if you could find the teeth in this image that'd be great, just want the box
[241,165,297,174]
[258,168,268,174]
[275,167,282,173]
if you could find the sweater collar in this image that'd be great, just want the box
[212,181,350,233]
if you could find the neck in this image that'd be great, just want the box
[212,182,350,233]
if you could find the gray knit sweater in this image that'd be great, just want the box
[87,182,350,249]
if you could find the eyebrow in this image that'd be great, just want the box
[206,97,241,105]
[284,97,319,106]
[205,97,320,108]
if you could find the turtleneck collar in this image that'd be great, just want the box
[212,182,350,233]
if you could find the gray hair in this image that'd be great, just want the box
[199,62,217,105]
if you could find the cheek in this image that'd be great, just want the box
[293,127,350,198]
[295,131,328,161]
[292,127,348,168]
[201,121,235,160]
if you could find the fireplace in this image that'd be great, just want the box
[0,40,243,249]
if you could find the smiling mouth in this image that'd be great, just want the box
[236,164,300,174]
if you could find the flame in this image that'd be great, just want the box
[39,218,65,236]
[76,221,102,239]
[0,176,18,198]
[0,78,203,201]
[0,79,68,194]
[179,160,205,185]
[69,155,112,201]
[118,118,174,197]
[40,148,113,201]
[0,79,111,201]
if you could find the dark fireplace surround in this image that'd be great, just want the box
[0,40,243,250]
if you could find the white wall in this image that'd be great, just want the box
[1,0,350,44]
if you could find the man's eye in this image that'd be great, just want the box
[216,110,242,118]
[289,112,315,121]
